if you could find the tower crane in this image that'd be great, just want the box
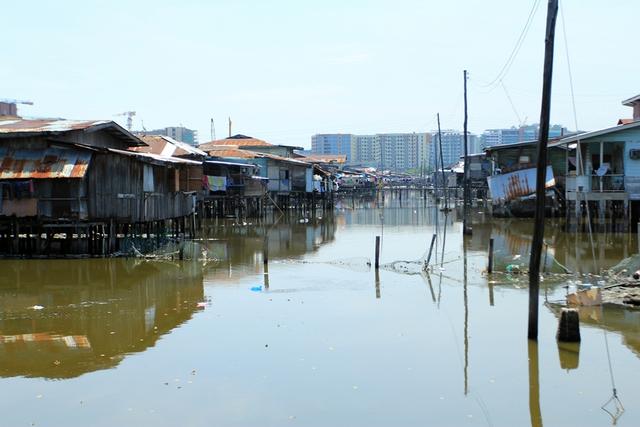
[114,111,136,130]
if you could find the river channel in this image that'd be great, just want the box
[1,191,638,426]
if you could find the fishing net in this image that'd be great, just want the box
[130,240,216,262]
[380,260,426,275]
[291,257,372,273]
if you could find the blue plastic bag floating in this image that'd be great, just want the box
[250,286,263,292]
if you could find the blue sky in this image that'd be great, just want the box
[2,0,638,148]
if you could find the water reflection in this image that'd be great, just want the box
[0,259,204,378]
[548,304,640,358]
[199,215,337,283]
[528,340,543,427]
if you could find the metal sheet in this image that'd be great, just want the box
[487,166,555,203]
[0,118,109,133]
[0,147,92,179]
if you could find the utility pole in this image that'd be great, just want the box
[210,118,216,141]
[528,0,558,340]
[462,70,471,235]
[228,117,232,138]
[437,113,448,211]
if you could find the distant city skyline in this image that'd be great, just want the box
[2,1,638,150]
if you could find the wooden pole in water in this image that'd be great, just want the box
[487,237,494,273]
[462,69,472,235]
[528,0,558,341]
[437,113,448,210]
[375,235,381,269]
[425,233,437,268]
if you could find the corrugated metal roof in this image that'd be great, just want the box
[0,118,110,133]
[205,146,311,167]
[135,135,207,157]
[204,159,260,168]
[300,154,347,164]
[198,135,272,151]
[206,147,260,158]
[549,121,640,147]
[0,118,145,146]
[108,148,202,165]
[0,147,92,179]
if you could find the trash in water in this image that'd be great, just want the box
[29,305,44,310]
[506,264,521,274]
[250,286,263,292]
[196,302,207,309]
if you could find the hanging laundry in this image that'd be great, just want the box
[205,176,227,192]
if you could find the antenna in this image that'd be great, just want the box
[211,118,216,141]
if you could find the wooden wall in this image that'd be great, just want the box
[87,153,195,222]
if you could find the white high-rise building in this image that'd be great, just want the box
[430,129,464,169]
[347,133,430,172]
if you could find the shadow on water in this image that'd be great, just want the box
[0,259,204,379]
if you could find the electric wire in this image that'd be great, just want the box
[479,0,543,89]
[559,0,597,271]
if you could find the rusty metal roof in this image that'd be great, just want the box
[205,147,260,158]
[135,135,206,157]
[0,118,145,146]
[0,118,108,133]
[0,147,92,179]
[299,154,347,164]
[206,146,311,167]
[198,135,272,151]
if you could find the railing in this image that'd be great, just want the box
[565,174,625,193]
[592,174,624,192]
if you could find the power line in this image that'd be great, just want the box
[500,80,523,125]
[479,0,543,89]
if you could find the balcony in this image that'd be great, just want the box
[566,174,624,193]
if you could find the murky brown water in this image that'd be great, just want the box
[0,191,638,426]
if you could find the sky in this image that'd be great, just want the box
[2,0,639,149]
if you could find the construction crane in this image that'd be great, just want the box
[114,111,136,131]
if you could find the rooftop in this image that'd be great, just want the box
[622,94,640,106]
[198,134,272,151]
[134,135,206,158]
[0,117,144,146]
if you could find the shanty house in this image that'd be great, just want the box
[0,118,197,256]
[203,145,314,195]
[133,135,207,193]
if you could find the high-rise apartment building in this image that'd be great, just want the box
[481,128,520,148]
[480,124,567,150]
[312,132,430,172]
[430,129,466,169]
[353,135,379,166]
[311,134,355,161]
[377,133,430,172]
[147,126,198,146]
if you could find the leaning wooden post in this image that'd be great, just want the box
[528,0,558,340]
[374,235,381,269]
[487,238,494,273]
[425,233,437,268]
